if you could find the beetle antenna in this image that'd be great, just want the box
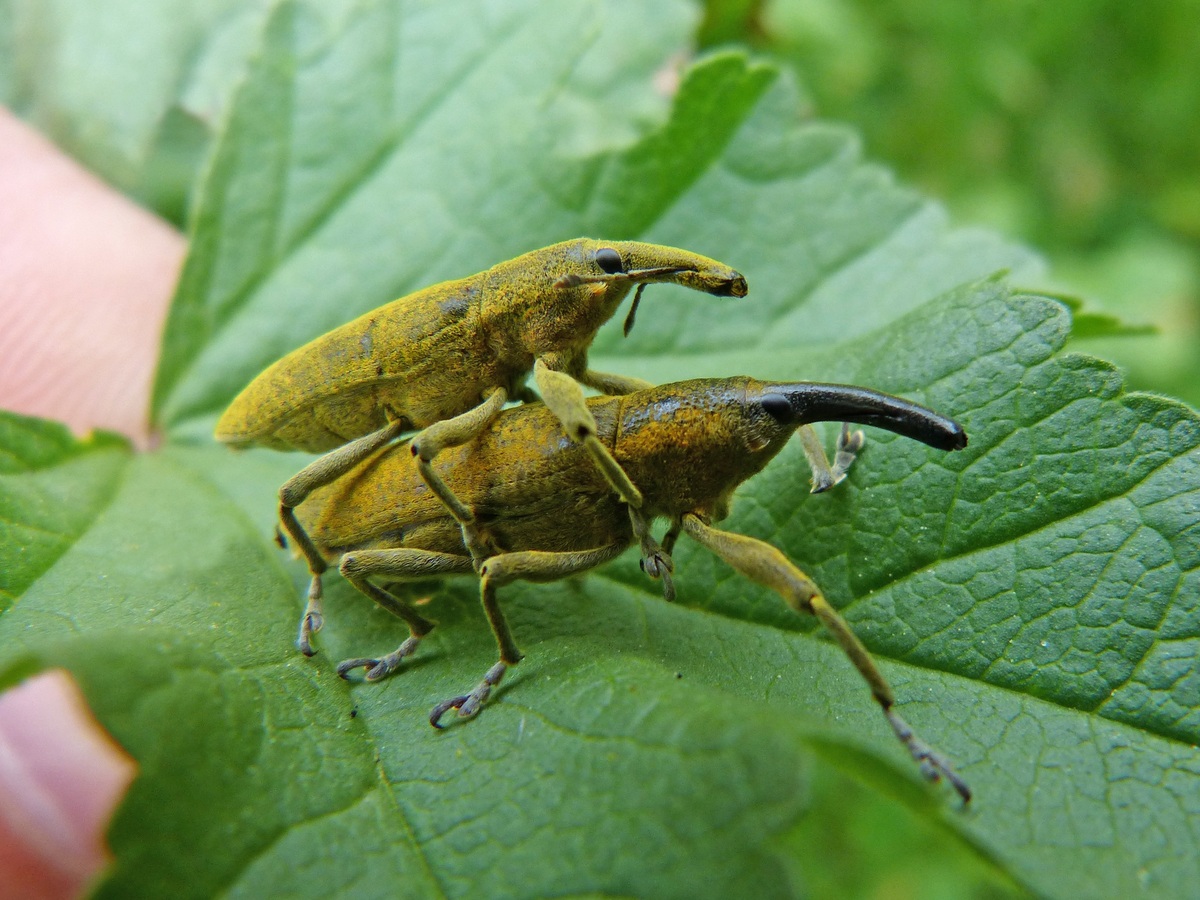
[555,273,620,288]
[554,266,691,290]
[623,284,648,337]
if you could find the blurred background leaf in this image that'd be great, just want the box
[0,0,272,224]
[699,0,1200,407]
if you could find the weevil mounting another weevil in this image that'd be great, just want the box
[296,376,972,803]
[215,239,748,653]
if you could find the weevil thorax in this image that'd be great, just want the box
[480,240,635,365]
[612,377,796,521]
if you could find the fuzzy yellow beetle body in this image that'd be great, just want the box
[298,376,972,802]
[216,239,747,451]
[216,239,749,655]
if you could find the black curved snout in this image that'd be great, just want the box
[776,382,967,451]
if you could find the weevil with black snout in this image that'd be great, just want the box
[297,376,972,803]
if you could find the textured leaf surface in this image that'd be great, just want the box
[3,2,1198,898]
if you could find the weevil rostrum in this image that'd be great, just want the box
[215,239,748,655]
[297,376,972,802]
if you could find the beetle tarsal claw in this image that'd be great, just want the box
[297,612,323,657]
[336,635,422,682]
[429,695,469,728]
[639,547,676,601]
[640,549,672,578]
[658,566,676,602]
[296,577,325,656]
[809,471,838,494]
[831,423,866,483]
[430,661,508,728]
[885,708,972,804]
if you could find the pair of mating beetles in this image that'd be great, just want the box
[217,238,971,802]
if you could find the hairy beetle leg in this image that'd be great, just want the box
[800,423,866,494]
[639,552,676,602]
[296,576,324,656]
[411,388,508,564]
[631,507,676,601]
[332,548,471,681]
[832,423,866,485]
[430,661,508,728]
[886,708,972,804]
[278,421,409,658]
[681,513,971,802]
[336,635,422,682]
[537,359,682,599]
[428,545,626,728]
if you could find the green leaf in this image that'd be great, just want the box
[0,414,128,612]
[1046,291,1157,340]
[4,2,1198,898]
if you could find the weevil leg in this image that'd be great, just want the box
[579,369,655,396]
[430,661,508,726]
[335,548,473,681]
[883,708,973,803]
[581,365,670,593]
[297,576,323,657]
[798,423,865,494]
[431,543,627,728]
[411,388,508,565]
[533,358,644,509]
[679,513,971,803]
[278,420,408,654]
[661,520,683,556]
[832,422,866,483]
[535,359,676,589]
[630,507,674,601]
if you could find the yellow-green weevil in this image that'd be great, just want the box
[297,375,972,802]
[215,239,748,654]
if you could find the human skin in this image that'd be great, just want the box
[0,108,183,898]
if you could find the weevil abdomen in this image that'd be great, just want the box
[216,279,504,451]
[302,400,630,561]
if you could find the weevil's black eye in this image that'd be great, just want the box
[761,393,792,423]
[595,247,624,274]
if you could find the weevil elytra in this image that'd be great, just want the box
[215,239,748,654]
[298,376,972,802]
